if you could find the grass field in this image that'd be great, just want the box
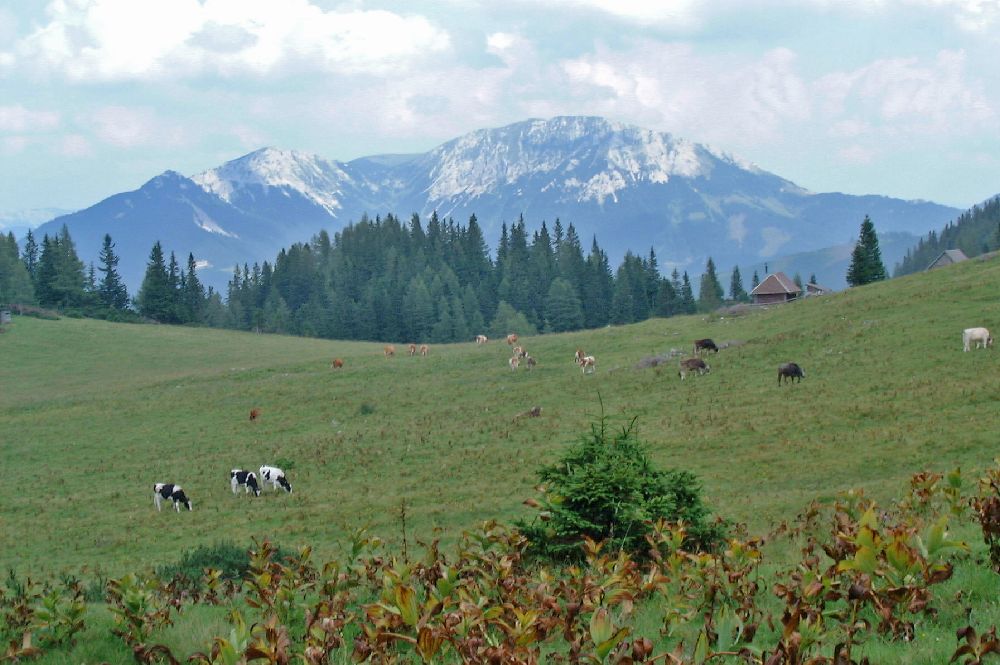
[3,256,1000,581]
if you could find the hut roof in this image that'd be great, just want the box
[926,248,968,270]
[751,272,801,296]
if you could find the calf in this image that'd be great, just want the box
[153,483,192,512]
[524,355,537,370]
[506,333,519,345]
[331,358,344,369]
[259,465,292,493]
[475,334,488,344]
[694,338,719,354]
[384,344,395,358]
[420,344,429,356]
[963,327,993,352]
[778,362,805,385]
[408,343,417,356]
[678,357,710,380]
[509,356,520,371]
[579,355,596,374]
[230,469,261,497]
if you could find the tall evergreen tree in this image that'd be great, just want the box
[751,270,760,290]
[0,232,35,304]
[21,229,38,284]
[544,278,584,332]
[34,225,86,309]
[181,253,205,323]
[729,266,748,302]
[136,241,175,321]
[680,272,696,314]
[697,257,724,312]
[846,215,888,286]
[97,233,129,311]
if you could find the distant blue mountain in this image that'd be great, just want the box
[34,116,960,294]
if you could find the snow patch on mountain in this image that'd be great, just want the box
[193,147,352,215]
[191,206,238,238]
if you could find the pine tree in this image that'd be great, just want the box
[697,257,724,312]
[846,215,888,286]
[751,270,760,290]
[97,234,129,311]
[21,229,38,284]
[182,253,205,323]
[489,300,537,338]
[729,266,748,302]
[544,278,584,332]
[809,273,817,285]
[680,272,696,314]
[793,272,803,290]
[136,241,175,321]
[0,232,35,304]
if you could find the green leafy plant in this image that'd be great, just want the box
[518,414,724,560]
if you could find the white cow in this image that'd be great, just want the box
[259,465,293,493]
[153,483,192,512]
[963,327,993,352]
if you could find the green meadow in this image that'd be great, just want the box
[3,255,1000,579]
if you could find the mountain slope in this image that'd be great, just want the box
[33,117,960,293]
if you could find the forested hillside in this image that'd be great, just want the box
[895,195,1000,275]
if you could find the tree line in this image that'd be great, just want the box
[894,196,1000,276]
[1,213,760,340]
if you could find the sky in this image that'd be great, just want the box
[1,0,999,218]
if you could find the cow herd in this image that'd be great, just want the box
[154,465,292,514]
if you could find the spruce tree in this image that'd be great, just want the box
[21,229,38,284]
[136,241,174,321]
[680,272,696,314]
[182,253,205,323]
[697,257,724,312]
[0,232,35,304]
[751,270,760,290]
[544,278,584,332]
[97,233,129,311]
[846,215,888,286]
[729,266,748,302]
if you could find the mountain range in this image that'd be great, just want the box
[33,116,961,293]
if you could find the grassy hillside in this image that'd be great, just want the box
[3,256,1000,578]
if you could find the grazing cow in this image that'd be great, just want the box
[331,358,344,369]
[230,469,261,497]
[249,408,261,422]
[512,345,527,359]
[524,355,537,370]
[408,343,417,356]
[678,358,710,380]
[384,345,395,358]
[475,334,488,344]
[153,483,192,512]
[259,465,292,493]
[574,349,586,365]
[420,344,429,357]
[963,327,993,352]
[694,339,719,354]
[579,355,596,374]
[509,356,520,371]
[778,362,805,385]
[506,333,519,345]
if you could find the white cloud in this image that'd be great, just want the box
[89,106,188,148]
[536,0,702,27]
[837,144,878,164]
[58,134,93,157]
[1,136,30,154]
[5,0,451,81]
[0,106,60,133]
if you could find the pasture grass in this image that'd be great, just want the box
[4,258,1000,576]
[5,257,1000,662]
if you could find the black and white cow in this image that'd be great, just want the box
[259,465,292,493]
[230,469,261,497]
[153,483,192,512]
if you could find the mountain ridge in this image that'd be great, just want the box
[32,116,960,293]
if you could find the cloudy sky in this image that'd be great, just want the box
[1,0,999,216]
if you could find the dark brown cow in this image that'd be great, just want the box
[249,407,261,421]
[778,362,805,385]
[678,358,710,380]
[693,338,719,354]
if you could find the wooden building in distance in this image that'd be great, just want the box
[926,249,968,271]
[751,271,801,305]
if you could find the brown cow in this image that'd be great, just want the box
[420,344,429,356]
[574,348,586,365]
[249,408,261,421]
[512,345,527,359]
[384,344,396,357]
[678,357,710,380]
[506,333,519,345]
[331,358,344,369]
[579,355,596,374]
[408,343,417,356]
[524,355,537,370]
[508,356,520,371]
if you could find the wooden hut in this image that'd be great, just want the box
[926,249,968,271]
[750,272,801,305]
